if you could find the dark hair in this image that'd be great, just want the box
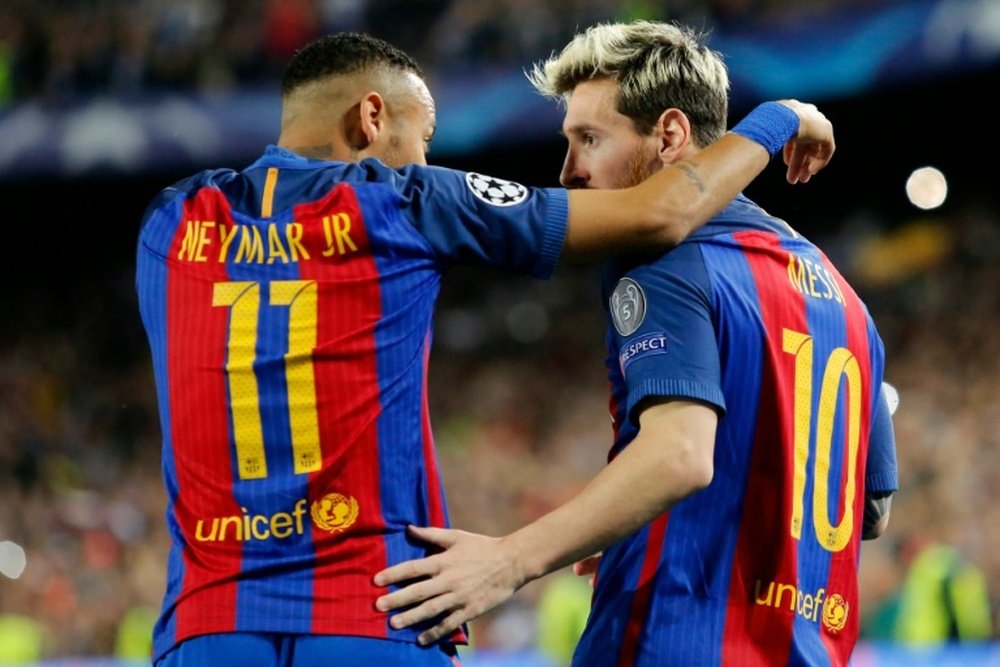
[281,32,424,96]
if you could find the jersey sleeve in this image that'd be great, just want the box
[378,162,568,279]
[608,244,725,429]
[865,383,899,494]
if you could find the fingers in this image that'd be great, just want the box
[777,98,835,184]
[783,141,834,184]
[380,589,468,645]
[374,554,438,588]
[374,526,462,587]
[416,610,468,646]
[385,590,459,631]
[572,553,601,577]
[407,525,461,548]
[376,574,445,612]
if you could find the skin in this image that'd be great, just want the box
[369,79,859,648]
[559,77,673,190]
[274,68,836,263]
[271,68,841,645]
[278,69,437,167]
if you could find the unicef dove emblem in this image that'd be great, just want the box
[610,278,646,336]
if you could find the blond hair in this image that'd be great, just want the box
[527,21,729,147]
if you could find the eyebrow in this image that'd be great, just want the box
[561,123,600,138]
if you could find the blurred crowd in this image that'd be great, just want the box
[0,0,887,106]
[0,191,997,658]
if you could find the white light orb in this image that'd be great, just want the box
[0,541,27,579]
[905,166,947,210]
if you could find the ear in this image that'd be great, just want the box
[345,91,386,150]
[654,108,693,166]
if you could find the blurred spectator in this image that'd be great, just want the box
[865,532,993,644]
[0,0,906,104]
[536,570,592,667]
[114,604,157,660]
[0,613,46,663]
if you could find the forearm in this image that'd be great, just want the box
[504,421,711,585]
[564,133,769,259]
[633,132,771,242]
[372,402,717,644]
[563,101,815,260]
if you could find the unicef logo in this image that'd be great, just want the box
[310,492,359,533]
[822,594,849,632]
[465,172,529,207]
[610,277,646,336]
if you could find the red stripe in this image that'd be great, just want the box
[721,231,803,665]
[818,252,872,664]
[168,189,240,639]
[295,185,389,637]
[616,513,669,667]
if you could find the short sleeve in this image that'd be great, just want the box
[607,244,724,429]
[865,382,899,494]
[382,162,568,279]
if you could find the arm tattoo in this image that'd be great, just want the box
[862,492,893,540]
[676,160,705,194]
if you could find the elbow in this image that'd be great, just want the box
[686,454,714,496]
[658,439,714,501]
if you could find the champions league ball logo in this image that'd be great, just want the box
[466,172,529,207]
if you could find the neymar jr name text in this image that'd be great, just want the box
[177,214,360,264]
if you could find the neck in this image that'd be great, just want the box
[277,120,357,161]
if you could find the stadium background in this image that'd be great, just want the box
[0,0,998,664]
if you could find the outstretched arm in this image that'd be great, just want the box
[373,399,718,645]
[562,100,835,260]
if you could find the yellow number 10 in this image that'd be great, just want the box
[782,328,862,552]
[212,280,322,480]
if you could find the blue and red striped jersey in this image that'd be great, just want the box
[136,146,568,663]
[575,195,898,667]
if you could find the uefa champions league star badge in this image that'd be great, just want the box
[610,277,646,336]
[466,172,529,206]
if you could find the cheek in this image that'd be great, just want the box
[588,148,637,189]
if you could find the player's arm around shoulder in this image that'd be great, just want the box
[561,99,835,261]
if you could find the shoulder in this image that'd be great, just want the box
[686,195,800,244]
[143,168,231,214]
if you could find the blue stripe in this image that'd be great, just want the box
[139,198,183,657]
[695,234,769,665]
[222,192,315,632]
[356,185,445,643]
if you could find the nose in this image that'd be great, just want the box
[559,152,587,188]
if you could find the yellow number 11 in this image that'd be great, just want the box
[212,280,322,480]
[782,328,862,552]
